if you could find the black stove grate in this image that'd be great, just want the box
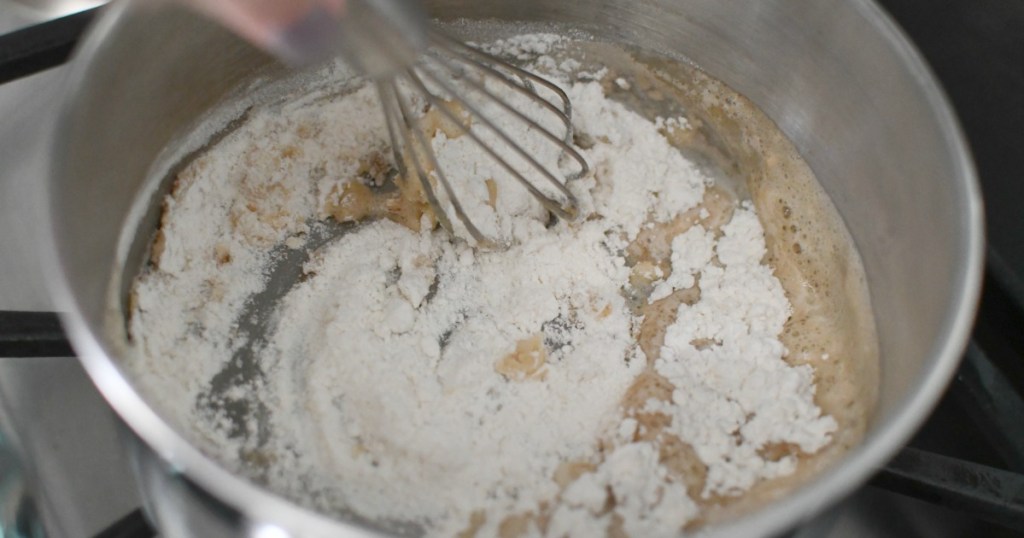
[91,508,152,538]
[0,7,97,85]
[2,2,1024,537]
[0,311,72,358]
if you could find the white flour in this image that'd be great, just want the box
[127,34,837,537]
[650,209,837,497]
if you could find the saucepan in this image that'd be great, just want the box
[38,0,982,536]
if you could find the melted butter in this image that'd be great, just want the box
[320,135,441,232]
[495,334,549,381]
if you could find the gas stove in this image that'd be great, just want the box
[1,2,1022,537]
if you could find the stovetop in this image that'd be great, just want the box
[1,1,1022,537]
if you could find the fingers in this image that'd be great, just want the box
[179,0,338,47]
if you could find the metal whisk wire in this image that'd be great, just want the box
[376,30,590,247]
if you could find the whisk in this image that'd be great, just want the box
[184,0,589,246]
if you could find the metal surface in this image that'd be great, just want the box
[0,63,61,312]
[953,342,1024,472]
[0,357,139,537]
[872,447,1024,529]
[39,0,983,536]
[0,426,43,538]
[0,10,141,534]
[879,0,1024,310]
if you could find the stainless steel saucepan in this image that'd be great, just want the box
[38,0,983,536]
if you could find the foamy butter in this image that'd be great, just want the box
[122,29,878,538]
